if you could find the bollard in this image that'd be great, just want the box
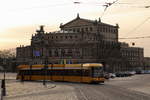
[43,79,46,86]
[1,89,3,100]
[1,79,6,96]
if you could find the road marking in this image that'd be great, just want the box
[77,87,89,100]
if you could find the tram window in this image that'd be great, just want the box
[55,70,60,76]
[26,70,29,75]
[36,70,41,75]
[39,70,42,75]
[82,69,90,76]
[25,70,29,75]
[57,70,61,76]
[67,70,71,76]
[69,70,72,76]
[73,70,77,76]
[30,70,32,75]
[31,70,37,75]
[92,67,103,77]
[54,70,57,75]
[51,70,55,75]
[47,70,51,75]
[42,70,46,75]
[77,70,82,76]
[24,70,27,75]
[18,71,22,75]
[65,69,69,76]
[52,70,58,75]
[20,70,24,75]
[22,70,24,75]
[31,70,35,75]
[22,70,25,75]
[60,70,64,75]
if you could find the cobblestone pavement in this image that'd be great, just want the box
[106,74,150,94]
[3,81,77,100]
[1,73,150,100]
[56,74,150,100]
[73,84,150,100]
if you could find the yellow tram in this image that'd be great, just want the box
[16,63,105,83]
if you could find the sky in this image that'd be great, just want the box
[0,0,150,57]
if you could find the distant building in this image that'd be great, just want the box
[16,14,144,72]
[144,57,150,70]
[120,42,144,71]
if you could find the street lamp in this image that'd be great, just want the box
[1,58,6,96]
[43,57,48,86]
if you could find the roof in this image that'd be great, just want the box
[60,15,117,28]
[83,63,103,67]
[17,63,103,69]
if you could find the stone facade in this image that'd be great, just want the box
[144,57,150,70]
[120,42,144,71]
[16,14,144,72]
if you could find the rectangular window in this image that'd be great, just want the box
[90,27,93,31]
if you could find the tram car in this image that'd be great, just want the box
[16,63,105,83]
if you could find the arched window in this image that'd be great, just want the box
[75,35,78,38]
[76,48,80,56]
[65,36,68,39]
[90,27,93,31]
[81,28,84,32]
[68,49,72,56]
[70,36,72,39]
[49,50,52,57]
[55,49,58,57]
[77,28,80,32]
[73,29,75,32]
[85,27,88,31]
[61,49,65,57]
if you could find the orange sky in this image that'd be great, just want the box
[0,0,150,57]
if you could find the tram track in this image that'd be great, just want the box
[75,85,90,100]
[70,83,150,100]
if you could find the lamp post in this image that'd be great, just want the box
[43,67,46,86]
[2,71,6,96]
[1,58,6,96]
[43,57,48,86]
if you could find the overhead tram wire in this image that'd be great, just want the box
[74,1,150,8]
[100,35,150,40]
[101,2,150,18]
[3,0,149,13]
[73,1,150,40]
[119,35,150,40]
[74,0,119,19]
[100,10,106,19]
[124,17,150,37]
[7,1,142,14]
[73,0,150,18]
[4,2,71,13]
[100,0,122,18]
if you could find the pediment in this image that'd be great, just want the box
[61,18,94,28]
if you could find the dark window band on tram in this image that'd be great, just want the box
[16,63,105,84]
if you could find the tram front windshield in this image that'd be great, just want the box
[92,67,104,78]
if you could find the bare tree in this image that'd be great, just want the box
[0,49,16,59]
